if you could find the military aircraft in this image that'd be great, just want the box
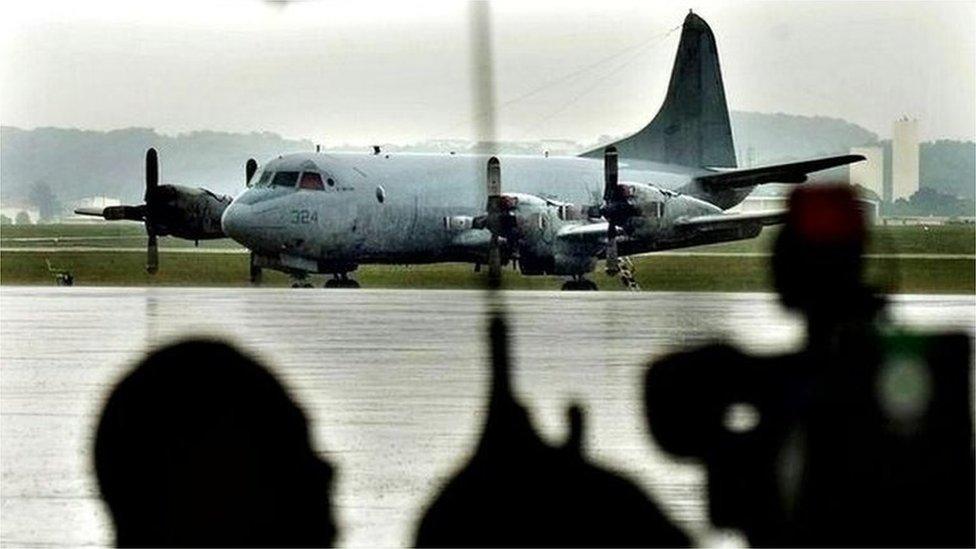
[79,12,863,290]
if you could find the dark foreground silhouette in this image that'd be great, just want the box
[644,185,975,547]
[94,340,336,547]
[415,315,690,547]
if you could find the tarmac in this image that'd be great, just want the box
[1,288,973,547]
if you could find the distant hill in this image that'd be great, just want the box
[1,113,972,217]
[0,127,314,205]
[730,111,880,165]
[920,140,975,200]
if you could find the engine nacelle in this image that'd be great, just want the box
[148,184,232,240]
[616,182,667,239]
[511,193,581,264]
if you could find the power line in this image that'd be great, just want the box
[435,23,680,141]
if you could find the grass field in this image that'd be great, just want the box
[1,223,973,293]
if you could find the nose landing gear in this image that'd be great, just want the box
[249,252,263,286]
[289,272,314,288]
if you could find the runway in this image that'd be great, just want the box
[1,288,973,547]
[3,247,971,260]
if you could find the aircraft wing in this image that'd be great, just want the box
[73,205,145,221]
[74,207,107,217]
[674,210,787,231]
[694,154,865,189]
[450,229,492,249]
[556,222,625,243]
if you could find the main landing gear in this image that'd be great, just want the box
[290,273,314,288]
[561,275,598,291]
[324,273,360,289]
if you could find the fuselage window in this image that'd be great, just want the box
[299,172,325,191]
[271,171,300,188]
[256,171,274,187]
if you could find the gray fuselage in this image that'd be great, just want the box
[220,151,740,273]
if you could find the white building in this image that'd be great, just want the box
[849,146,884,198]
[0,205,40,224]
[892,117,920,201]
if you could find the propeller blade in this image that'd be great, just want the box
[482,156,509,289]
[146,232,159,274]
[245,158,258,187]
[603,146,618,201]
[145,148,159,201]
[603,146,622,276]
[487,156,501,200]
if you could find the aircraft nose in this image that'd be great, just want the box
[221,201,248,244]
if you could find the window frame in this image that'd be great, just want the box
[270,171,301,188]
[255,170,274,187]
[298,171,326,191]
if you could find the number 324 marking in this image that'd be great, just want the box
[290,209,319,224]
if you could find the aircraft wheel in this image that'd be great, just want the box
[325,278,360,289]
[561,279,598,291]
[249,253,262,286]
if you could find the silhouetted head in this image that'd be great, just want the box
[772,185,869,318]
[94,339,336,547]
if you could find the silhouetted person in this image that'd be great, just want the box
[94,339,337,547]
[644,185,974,547]
[415,315,689,547]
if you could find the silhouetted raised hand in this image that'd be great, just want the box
[415,315,689,547]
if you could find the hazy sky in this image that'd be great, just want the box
[2,1,974,144]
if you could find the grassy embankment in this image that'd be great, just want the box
[1,223,973,293]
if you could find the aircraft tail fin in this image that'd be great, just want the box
[582,12,736,169]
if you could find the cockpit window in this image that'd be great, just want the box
[299,172,325,191]
[255,170,273,187]
[271,171,300,188]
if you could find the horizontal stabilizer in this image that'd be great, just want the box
[694,154,865,189]
[675,210,787,231]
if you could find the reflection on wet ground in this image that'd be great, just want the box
[1,288,972,547]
